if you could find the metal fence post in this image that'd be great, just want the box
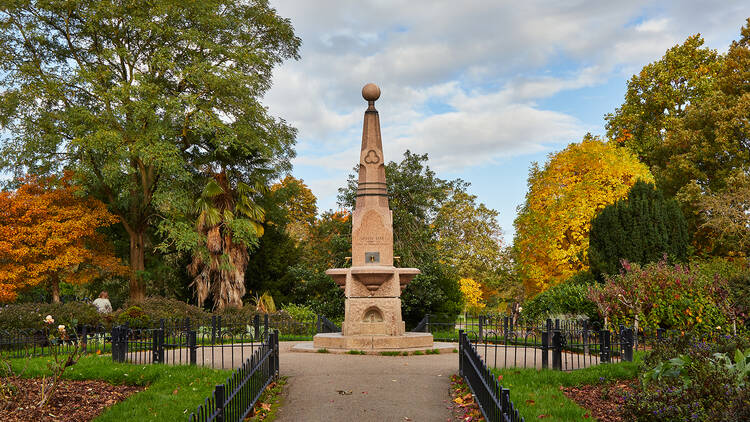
[120,325,128,362]
[111,326,119,362]
[316,314,322,334]
[552,330,562,371]
[425,314,430,333]
[253,314,260,340]
[272,330,279,378]
[600,330,610,363]
[541,329,549,370]
[152,328,165,364]
[623,328,634,362]
[215,384,225,422]
[264,314,269,338]
[188,330,197,365]
[458,329,464,376]
[115,326,122,362]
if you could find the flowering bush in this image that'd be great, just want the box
[588,259,740,334]
[623,333,750,421]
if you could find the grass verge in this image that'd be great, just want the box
[492,360,639,421]
[8,354,231,421]
[247,376,287,421]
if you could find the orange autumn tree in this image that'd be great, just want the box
[0,173,126,303]
[513,135,654,297]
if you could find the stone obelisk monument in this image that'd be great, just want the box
[312,84,433,350]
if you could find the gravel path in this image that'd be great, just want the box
[274,341,457,422]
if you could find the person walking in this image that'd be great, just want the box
[93,291,112,313]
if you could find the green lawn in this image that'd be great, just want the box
[492,357,641,421]
[8,354,231,421]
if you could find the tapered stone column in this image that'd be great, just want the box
[313,83,433,350]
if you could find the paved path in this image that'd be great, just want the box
[274,342,458,422]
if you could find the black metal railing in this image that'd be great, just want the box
[415,314,637,371]
[316,314,341,333]
[0,324,110,358]
[459,330,524,422]
[112,315,271,369]
[189,330,279,422]
[1,312,341,360]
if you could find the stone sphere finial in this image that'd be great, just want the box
[362,83,380,102]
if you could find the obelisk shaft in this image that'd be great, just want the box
[351,84,393,267]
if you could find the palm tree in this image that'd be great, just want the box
[188,171,266,310]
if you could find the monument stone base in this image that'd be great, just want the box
[312,332,434,350]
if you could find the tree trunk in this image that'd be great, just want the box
[50,275,60,304]
[128,229,146,303]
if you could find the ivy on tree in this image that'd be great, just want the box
[0,0,300,302]
[589,181,690,278]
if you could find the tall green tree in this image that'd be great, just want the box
[434,190,505,284]
[662,22,750,197]
[663,20,750,254]
[605,34,721,178]
[606,21,750,256]
[589,181,690,278]
[0,0,300,301]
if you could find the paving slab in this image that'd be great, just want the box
[274,341,458,422]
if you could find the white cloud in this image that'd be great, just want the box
[264,0,750,217]
[636,18,672,33]
[395,104,582,171]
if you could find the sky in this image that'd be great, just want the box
[262,0,750,244]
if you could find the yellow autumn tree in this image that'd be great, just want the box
[459,278,485,313]
[513,135,653,297]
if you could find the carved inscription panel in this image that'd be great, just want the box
[352,208,393,266]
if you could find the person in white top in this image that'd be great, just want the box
[92,291,112,314]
